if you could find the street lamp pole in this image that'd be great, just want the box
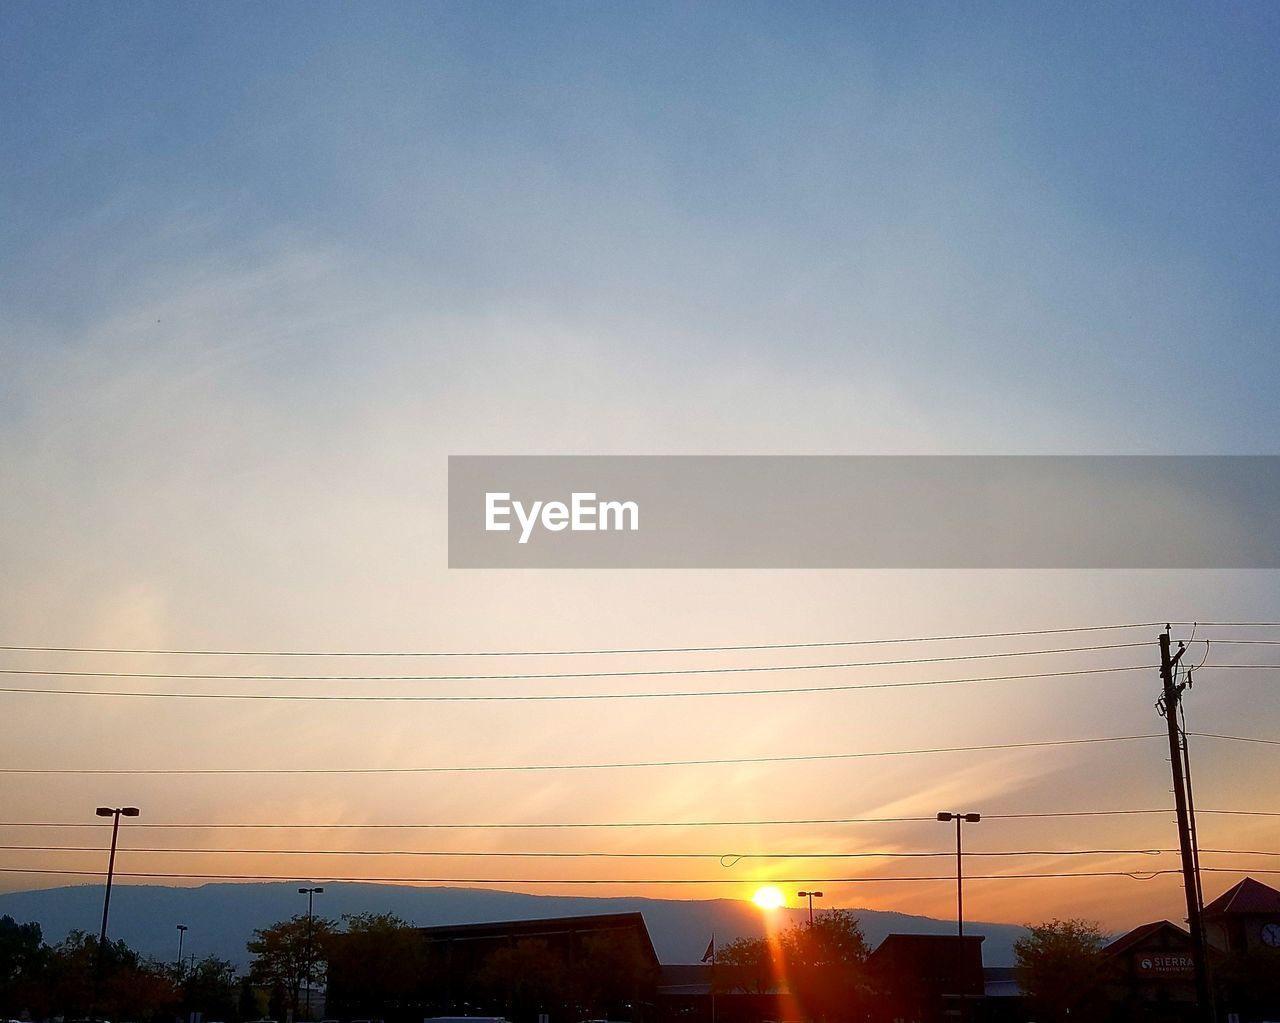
[936,812,980,938]
[796,890,824,926]
[298,886,324,1021]
[96,807,140,953]
[92,805,139,1014]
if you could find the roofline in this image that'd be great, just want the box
[416,910,651,937]
[1102,920,1189,956]
[409,911,660,964]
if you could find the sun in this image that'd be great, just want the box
[752,885,786,910]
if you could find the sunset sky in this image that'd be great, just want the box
[2,2,1279,936]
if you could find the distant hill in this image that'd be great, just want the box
[0,883,1028,967]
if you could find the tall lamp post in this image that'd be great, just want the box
[796,890,824,926]
[936,811,980,937]
[93,805,139,1013]
[299,886,324,1021]
[96,807,140,951]
[176,924,188,977]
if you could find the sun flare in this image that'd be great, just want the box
[752,885,786,910]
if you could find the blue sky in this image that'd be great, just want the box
[5,1,1278,450]
[2,3,1279,928]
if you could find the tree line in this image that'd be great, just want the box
[9,907,1279,1023]
[1,911,658,1023]
[0,915,246,1023]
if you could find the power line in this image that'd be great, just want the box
[1188,732,1280,747]
[0,808,1196,829]
[0,622,1167,658]
[1188,639,1280,645]
[0,664,1154,703]
[0,866,1246,883]
[0,844,1206,859]
[1169,622,1280,628]
[0,642,1152,682]
[0,734,1164,775]
[0,818,941,829]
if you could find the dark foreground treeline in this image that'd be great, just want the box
[1,908,655,1023]
[0,915,249,1023]
[8,908,1280,1023]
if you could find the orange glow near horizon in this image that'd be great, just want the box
[0,614,1274,940]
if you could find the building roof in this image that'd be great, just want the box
[869,934,986,1000]
[868,933,986,960]
[1203,877,1280,918]
[1102,920,1190,957]
[414,911,660,966]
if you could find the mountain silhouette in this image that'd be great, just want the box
[0,883,1027,967]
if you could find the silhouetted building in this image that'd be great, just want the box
[416,911,659,976]
[1101,920,1196,1022]
[1202,876,1280,955]
[1201,877,1280,1023]
[327,912,660,1023]
[866,934,985,1023]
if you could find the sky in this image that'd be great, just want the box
[1,2,1279,938]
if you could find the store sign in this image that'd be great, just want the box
[1134,953,1194,978]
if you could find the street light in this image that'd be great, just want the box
[936,812,980,937]
[95,807,140,950]
[796,890,824,926]
[92,805,138,1014]
[176,924,188,977]
[299,886,325,1021]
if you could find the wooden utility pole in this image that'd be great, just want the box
[1159,628,1213,1021]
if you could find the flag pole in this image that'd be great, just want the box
[710,934,716,1023]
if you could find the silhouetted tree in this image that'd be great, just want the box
[37,930,177,1021]
[712,936,780,995]
[0,915,45,1017]
[268,979,288,1022]
[327,912,428,1012]
[1014,918,1112,1022]
[42,930,136,1018]
[105,960,180,1021]
[782,909,871,1023]
[248,914,334,1020]
[238,974,263,1021]
[182,955,239,1022]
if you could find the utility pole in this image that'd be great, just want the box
[1159,628,1213,1022]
